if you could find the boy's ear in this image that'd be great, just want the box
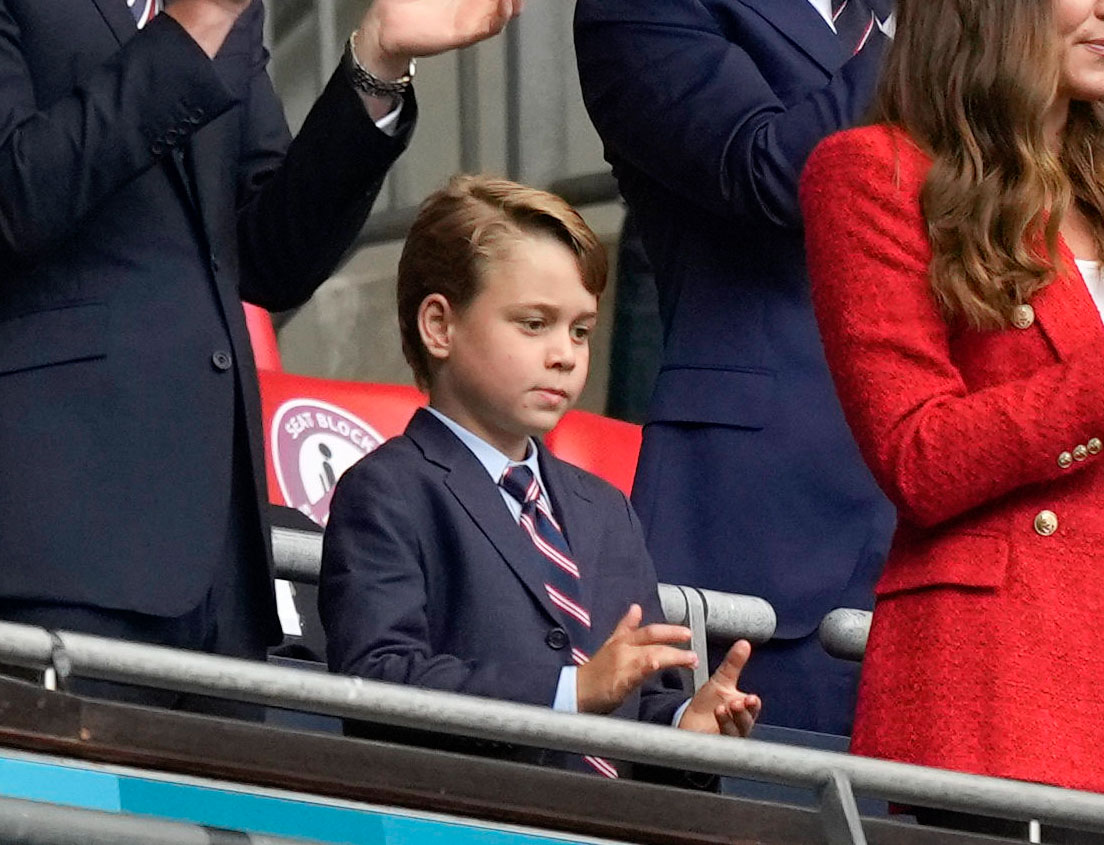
[418,294,453,363]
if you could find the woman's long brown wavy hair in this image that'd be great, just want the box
[873,0,1104,328]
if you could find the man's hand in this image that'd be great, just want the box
[165,0,252,58]
[355,0,522,81]
[676,640,761,737]
[577,604,698,715]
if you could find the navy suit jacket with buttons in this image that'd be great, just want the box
[319,409,688,746]
[0,0,411,630]
[574,0,896,728]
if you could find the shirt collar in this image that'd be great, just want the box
[426,407,546,490]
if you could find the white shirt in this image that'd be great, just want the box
[807,0,896,38]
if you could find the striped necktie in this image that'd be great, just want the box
[831,0,877,55]
[128,0,160,28]
[499,465,619,779]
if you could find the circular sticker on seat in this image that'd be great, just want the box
[271,399,384,526]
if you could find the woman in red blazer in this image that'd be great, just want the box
[800,0,1104,797]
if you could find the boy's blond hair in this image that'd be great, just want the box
[397,174,608,388]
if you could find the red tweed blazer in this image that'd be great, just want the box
[801,125,1104,792]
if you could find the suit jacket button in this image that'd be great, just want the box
[1011,303,1035,329]
[1088,438,1102,456]
[1033,510,1058,536]
[1058,451,1074,469]
[546,628,568,650]
[211,351,233,372]
[1073,444,1089,462]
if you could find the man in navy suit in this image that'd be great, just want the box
[0,0,518,698]
[574,1,896,734]
[320,176,760,775]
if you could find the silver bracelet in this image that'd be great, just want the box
[346,31,416,98]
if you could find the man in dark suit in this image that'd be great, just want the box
[320,176,759,775]
[574,1,896,734]
[0,0,517,697]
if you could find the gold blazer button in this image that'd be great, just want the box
[1011,303,1036,329]
[1034,510,1058,537]
[1088,438,1102,455]
[1074,444,1089,462]
[1058,451,1074,469]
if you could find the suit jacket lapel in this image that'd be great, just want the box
[90,0,137,45]
[407,411,566,626]
[538,444,600,614]
[738,0,846,73]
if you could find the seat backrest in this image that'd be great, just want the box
[258,370,426,525]
[543,409,642,497]
[258,371,643,524]
[244,304,282,372]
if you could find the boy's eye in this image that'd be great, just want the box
[520,318,545,332]
[571,325,592,342]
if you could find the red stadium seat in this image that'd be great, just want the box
[258,370,426,525]
[244,304,282,372]
[257,369,642,525]
[544,409,641,497]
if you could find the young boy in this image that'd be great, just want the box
[319,175,760,777]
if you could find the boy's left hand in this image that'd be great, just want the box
[676,640,761,737]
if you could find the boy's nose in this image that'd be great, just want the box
[546,331,576,369]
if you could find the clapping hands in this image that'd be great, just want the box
[677,639,761,737]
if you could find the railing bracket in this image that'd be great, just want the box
[818,769,867,845]
[44,630,71,693]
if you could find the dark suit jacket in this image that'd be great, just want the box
[0,1,411,630]
[574,0,896,728]
[319,409,688,767]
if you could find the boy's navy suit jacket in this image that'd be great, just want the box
[320,409,689,764]
[0,0,410,632]
[574,0,896,729]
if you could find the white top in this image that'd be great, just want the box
[1075,258,1104,325]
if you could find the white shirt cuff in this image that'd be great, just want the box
[877,12,895,37]
[673,698,692,727]
[373,101,403,136]
[552,666,578,713]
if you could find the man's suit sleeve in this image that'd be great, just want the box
[573,0,886,229]
[0,7,236,263]
[233,30,415,311]
[319,458,562,708]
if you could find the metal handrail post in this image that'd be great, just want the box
[819,609,872,662]
[819,771,868,845]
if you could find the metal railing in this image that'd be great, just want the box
[819,608,872,662]
[0,793,317,845]
[0,621,1103,845]
[271,525,778,689]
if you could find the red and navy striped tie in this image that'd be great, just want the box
[128,0,160,28]
[831,0,877,55]
[499,465,618,779]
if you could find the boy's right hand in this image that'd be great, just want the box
[576,604,698,714]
